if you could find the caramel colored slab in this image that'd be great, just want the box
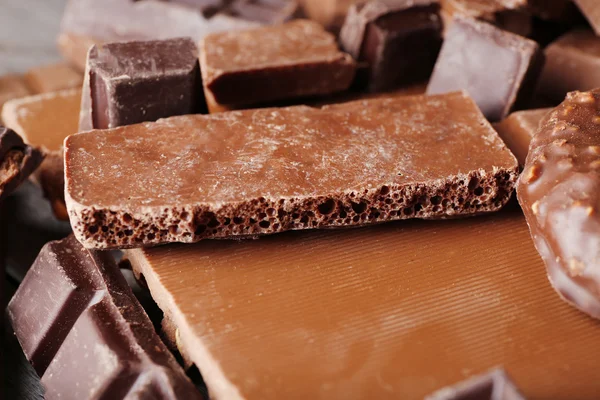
[24,63,83,94]
[65,92,518,249]
[493,108,551,165]
[0,75,30,111]
[127,210,600,400]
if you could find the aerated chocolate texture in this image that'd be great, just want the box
[6,235,203,399]
[340,0,442,92]
[518,89,600,319]
[65,91,518,249]
[425,368,526,400]
[0,127,44,201]
[199,20,356,108]
[427,16,543,122]
[79,37,202,131]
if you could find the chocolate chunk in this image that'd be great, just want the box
[573,0,600,35]
[64,91,518,249]
[200,20,356,110]
[24,63,83,94]
[226,0,299,23]
[493,108,551,165]
[2,89,81,219]
[79,37,202,131]
[0,127,44,202]
[518,89,600,319]
[537,29,600,102]
[125,209,600,399]
[427,17,544,121]
[7,235,203,399]
[339,0,442,92]
[425,368,526,400]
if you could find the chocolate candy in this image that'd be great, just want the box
[573,0,600,35]
[518,89,600,319]
[427,16,544,122]
[0,127,43,201]
[537,29,600,102]
[300,0,353,32]
[79,37,202,131]
[339,0,442,92]
[65,91,518,249]
[200,20,356,111]
[425,368,526,400]
[226,0,300,24]
[24,63,83,94]
[7,235,203,399]
[126,209,600,399]
[2,88,80,220]
[493,108,551,165]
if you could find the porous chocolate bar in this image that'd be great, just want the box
[7,235,203,399]
[0,127,43,201]
[339,0,442,92]
[199,20,356,110]
[79,38,202,131]
[493,108,551,165]
[518,89,600,319]
[538,29,600,102]
[126,210,600,399]
[65,91,518,249]
[425,368,526,400]
[427,16,544,121]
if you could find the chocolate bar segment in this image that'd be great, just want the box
[65,91,518,249]
[0,127,44,201]
[537,29,600,102]
[425,368,526,400]
[79,37,202,131]
[339,0,442,92]
[573,0,600,35]
[493,108,550,165]
[518,89,600,319]
[7,235,203,399]
[200,20,356,109]
[427,16,543,122]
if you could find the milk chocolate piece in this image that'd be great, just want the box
[574,0,600,35]
[0,75,30,111]
[299,0,354,32]
[340,0,442,92]
[200,20,356,109]
[2,89,81,219]
[7,235,203,399]
[0,127,44,202]
[24,63,83,94]
[493,108,550,165]
[57,32,100,72]
[65,91,518,249]
[518,89,600,319]
[440,0,527,21]
[538,29,600,102]
[126,209,600,399]
[425,368,526,400]
[79,38,202,131]
[427,17,543,122]
[226,0,299,23]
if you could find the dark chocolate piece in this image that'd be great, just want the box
[425,368,526,400]
[427,16,544,122]
[226,0,299,23]
[340,0,442,92]
[493,108,551,165]
[7,235,203,399]
[79,37,202,131]
[537,29,600,103]
[573,0,600,35]
[518,89,600,319]
[0,127,44,202]
[64,92,518,249]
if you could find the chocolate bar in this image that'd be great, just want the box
[7,235,203,399]
[226,0,299,24]
[79,38,202,131]
[0,127,43,202]
[538,29,600,102]
[2,88,81,219]
[199,20,356,110]
[65,91,518,249]
[493,108,551,165]
[518,89,600,319]
[425,368,526,400]
[24,63,83,94]
[339,0,442,92]
[427,16,544,122]
[0,75,30,110]
[573,0,600,35]
[126,209,600,399]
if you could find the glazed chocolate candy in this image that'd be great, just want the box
[0,127,43,201]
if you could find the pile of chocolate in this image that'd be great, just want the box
[3,0,600,398]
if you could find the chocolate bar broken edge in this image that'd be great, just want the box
[0,127,44,201]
